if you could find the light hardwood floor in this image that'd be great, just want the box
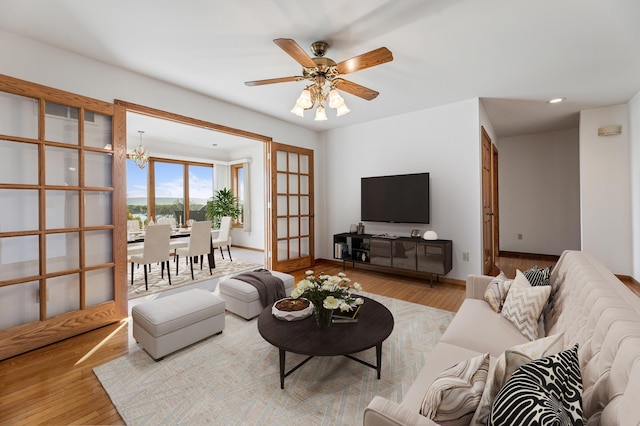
[0,255,637,425]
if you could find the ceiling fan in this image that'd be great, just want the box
[244,38,393,120]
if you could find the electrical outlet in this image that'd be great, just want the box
[462,252,469,262]
[517,233,523,240]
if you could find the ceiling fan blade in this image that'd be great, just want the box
[273,38,317,68]
[244,76,303,87]
[334,79,379,101]
[336,47,393,75]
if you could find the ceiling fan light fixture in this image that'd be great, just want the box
[296,88,313,109]
[314,104,328,121]
[328,88,345,108]
[336,103,351,117]
[290,103,305,117]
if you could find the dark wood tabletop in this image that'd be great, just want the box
[257,296,394,356]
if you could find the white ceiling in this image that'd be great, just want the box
[1,0,640,142]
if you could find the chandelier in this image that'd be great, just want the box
[130,130,149,169]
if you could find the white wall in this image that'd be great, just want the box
[630,91,640,281]
[322,99,483,281]
[580,104,632,275]
[228,144,265,251]
[498,129,581,255]
[2,30,322,254]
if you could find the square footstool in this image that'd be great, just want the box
[132,288,225,360]
[218,270,295,320]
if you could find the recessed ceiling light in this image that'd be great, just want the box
[548,97,566,104]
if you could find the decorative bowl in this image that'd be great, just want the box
[272,298,313,321]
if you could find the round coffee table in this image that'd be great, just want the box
[257,296,394,389]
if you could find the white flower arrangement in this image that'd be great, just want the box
[291,270,364,312]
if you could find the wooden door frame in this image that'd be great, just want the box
[492,144,500,257]
[481,126,497,275]
[114,101,274,268]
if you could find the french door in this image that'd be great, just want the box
[0,75,127,360]
[269,142,314,272]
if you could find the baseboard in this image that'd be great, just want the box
[232,245,263,252]
[616,274,640,286]
[498,251,560,261]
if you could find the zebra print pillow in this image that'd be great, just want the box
[524,265,552,286]
[489,344,583,426]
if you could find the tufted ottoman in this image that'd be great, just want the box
[132,288,225,360]
[218,270,295,320]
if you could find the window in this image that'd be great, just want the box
[126,158,148,225]
[231,163,244,226]
[126,158,213,226]
[154,161,184,224]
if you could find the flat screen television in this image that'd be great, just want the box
[361,172,430,224]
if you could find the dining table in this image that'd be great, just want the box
[127,228,221,267]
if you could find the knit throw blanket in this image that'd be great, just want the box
[232,269,286,306]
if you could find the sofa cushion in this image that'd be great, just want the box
[420,353,489,426]
[483,271,512,313]
[501,270,551,340]
[488,344,583,426]
[440,299,529,357]
[472,332,565,425]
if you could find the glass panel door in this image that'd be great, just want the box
[0,76,124,361]
[270,142,314,272]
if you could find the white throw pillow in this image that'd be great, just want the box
[471,332,565,425]
[420,353,490,426]
[501,269,551,341]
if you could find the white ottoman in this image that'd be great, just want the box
[218,270,295,320]
[132,288,225,360]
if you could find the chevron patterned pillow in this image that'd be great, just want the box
[500,270,551,340]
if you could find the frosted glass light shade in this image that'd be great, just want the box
[314,105,327,121]
[336,103,351,116]
[296,89,313,109]
[328,89,344,108]
[290,103,304,117]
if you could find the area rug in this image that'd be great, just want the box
[94,293,455,425]
[128,255,262,300]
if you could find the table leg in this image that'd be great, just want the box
[279,348,286,389]
[376,342,382,379]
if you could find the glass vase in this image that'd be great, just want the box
[314,307,333,329]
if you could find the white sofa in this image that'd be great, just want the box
[364,250,640,425]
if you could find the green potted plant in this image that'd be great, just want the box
[205,187,242,228]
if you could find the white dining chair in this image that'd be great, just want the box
[175,220,213,279]
[129,224,172,290]
[211,216,233,261]
[157,217,177,228]
[127,219,141,231]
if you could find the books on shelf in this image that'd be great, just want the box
[331,304,361,323]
